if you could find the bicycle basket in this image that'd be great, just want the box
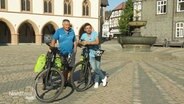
[34,54,47,73]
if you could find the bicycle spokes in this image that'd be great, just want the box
[71,62,91,92]
[35,69,64,102]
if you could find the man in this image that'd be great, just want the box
[51,19,77,86]
[80,23,107,88]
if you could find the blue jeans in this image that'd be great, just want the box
[90,56,105,83]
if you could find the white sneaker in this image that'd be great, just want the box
[94,82,99,89]
[102,76,107,87]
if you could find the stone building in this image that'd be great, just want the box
[109,2,125,36]
[133,0,184,43]
[0,0,100,45]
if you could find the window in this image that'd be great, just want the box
[21,0,31,11]
[44,0,53,13]
[157,0,167,14]
[177,0,184,12]
[110,18,115,27]
[176,22,184,37]
[64,0,72,15]
[82,0,90,16]
[133,1,142,20]
[0,0,6,10]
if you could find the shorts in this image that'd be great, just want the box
[60,52,76,68]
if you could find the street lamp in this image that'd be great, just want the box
[99,0,109,43]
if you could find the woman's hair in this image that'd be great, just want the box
[83,23,92,29]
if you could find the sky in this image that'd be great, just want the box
[107,0,126,10]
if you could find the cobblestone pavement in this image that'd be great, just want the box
[0,40,184,104]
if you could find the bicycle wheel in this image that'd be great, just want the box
[70,61,91,92]
[34,68,64,103]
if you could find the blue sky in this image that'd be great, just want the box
[107,0,126,10]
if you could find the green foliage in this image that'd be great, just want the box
[119,0,133,36]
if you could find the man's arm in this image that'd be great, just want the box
[50,29,59,47]
[74,41,77,53]
[50,39,57,47]
[85,38,99,45]
[73,31,78,53]
[83,33,99,45]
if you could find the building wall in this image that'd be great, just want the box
[141,0,173,42]
[0,0,100,45]
[141,0,184,42]
[173,0,184,41]
[102,20,110,37]
[109,9,122,35]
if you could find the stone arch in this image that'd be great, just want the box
[78,24,86,39]
[41,21,59,43]
[0,18,15,34]
[0,21,11,43]
[41,21,59,33]
[17,20,39,43]
[17,20,39,34]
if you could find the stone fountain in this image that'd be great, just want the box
[119,1,157,52]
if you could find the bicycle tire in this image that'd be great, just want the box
[70,61,91,92]
[34,68,64,103]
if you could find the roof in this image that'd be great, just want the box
[113,2,125,11]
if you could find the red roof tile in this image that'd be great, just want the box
[113,2,125,11]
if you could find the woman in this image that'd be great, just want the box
[79,23,107,88]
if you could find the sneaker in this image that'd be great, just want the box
[102,76,107,87]
[94,82,99,89]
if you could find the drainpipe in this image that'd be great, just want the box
[171,0,175,41]
[98,0,101,37]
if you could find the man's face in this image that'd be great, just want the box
[63,21,70,31]
[84,25,92,34]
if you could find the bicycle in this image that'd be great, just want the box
[34,43,71,103]
[70,45,104,92]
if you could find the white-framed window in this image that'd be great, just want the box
[0,0,6,10]
[177,0,184,12]
[21,0,31,12]
[110,18,115,28]
[157,0,167,14]
[176,22,184,38]
[119,10,122,16]
[82,0,90,16]
[112,11,115,17]
[114,18,119,27]
[64,0,72,15]
[133,1,142,20]
[44,0,53,13]
[115,11,119,16]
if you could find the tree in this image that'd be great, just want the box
[118,0,133,36]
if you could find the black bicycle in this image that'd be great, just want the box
[70,45,104,92]
[34,43,71,102]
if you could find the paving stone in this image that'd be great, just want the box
[0,40,184,104]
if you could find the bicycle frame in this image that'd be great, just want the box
[44,50,56,86]
[81,46,91,66]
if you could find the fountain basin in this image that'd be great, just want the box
[119,36,157,52]
[128,21,147,27]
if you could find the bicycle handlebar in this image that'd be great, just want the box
[46,43,59,54]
